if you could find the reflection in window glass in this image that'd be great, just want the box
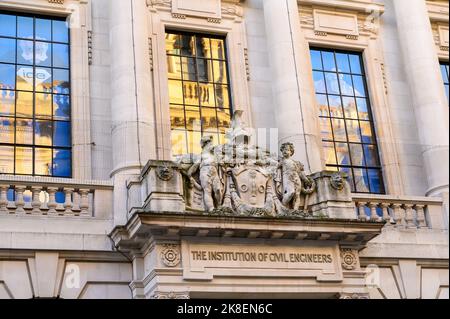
[440,62,449,101]
[166,31,232,160]
[310,48,384,194]
[0,12,71,177]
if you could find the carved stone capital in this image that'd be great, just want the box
[150,291,190,299]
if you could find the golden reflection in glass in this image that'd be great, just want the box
[346,120,361,143]
[217,108,231,133]
[16,119,33,145]
[167,55,182,80]
[320,117,333,141]
[15,146,33,175]
[202,107,218,133]
[170,104,185,130]
[359,121,374,143]
[0,117,14,143]
[0,90,15,116]
[0,145,14,174]
[16,91,33,118]
[16,66,34,91]
[215,85,230,109]
[183,81,199,106]
[166,33,180,55]
[34,67,52,93]
[328,95,343,118]
[35,120,52,146]
[187,131,202,154]
[181,57,196,81]
[342,96,358,119]
[210,38,225,60]
[185,106,201,131]
[35,93,52,119]
[168,80,184,104]
[323,141,337,166]
[196,37,211,59]
[197,59,213,83]
[34,147,52,175]
[331,119,346,142]
[212,60,228,84]
[199,83,215,107]
[171,130,187,156]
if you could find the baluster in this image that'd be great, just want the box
[31,186,43,215]
[357,202,367,221]
[63,188,74,216]
[391,203,404,226]
[415,204,427,228]
[403,204,415,228]
[380,202,391,224]
[15,186,26,215]
[369,202,379,221]
[47,187,58,216]
[79,189,90,217]
[0,185,9,213]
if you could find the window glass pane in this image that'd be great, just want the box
[53,121,71,147]
[185,106,201,131]
[322,51,335,71]
[325,72,340,95]
[199,83,215,107]
[17,40,34,65]
[339,74,354,96]
[0,145,14,174]
[328,95,344,117]
[18,16,34,39]
[16,65,34,91]
[35,93,52,119]
[0,90,15,116]
[215,84,230,109]
[197,58,211,82]
[346,120,361,143]
[171,130,187,156]
[217,108,231,133]
[35,41,52,67]
[350,143,365,166]
[320,117,333,140]
[356,98,369,120]
[52,43,69,68]
[196,37,211,59]
[0,117,14,143]
[313,71,326,94]
[35,67,52,92]
[53,68,70,94]
[352,75,366,97]
[0,64,16,89]
[170,104,185,130]
[181,57,196,81]
[310,49,322,70]
[331,118,346,142]
[36,19,52,41]
[187,130,202,154]
[0,38,16,63]
[15,147,33,175]
[210,38,225,60]
[342,96,358,119]
[166,33,181,55]
[184,81,199,106]
[52,149,71,177]
[0,14,16,37]
[16,119,33,144]
[335,142,350,166]
[35,147,52,175]
[363,144,380,167]
[340,167,354,192]
[52,20,69,43]
[35,120,53,146]
[53,94,70,120]
[167,55,182,79]
[202,107,218,133]
[368,169,383,193]
[16,91,33,118]
[323,141,337,166]
[316,94,329,117]
[349,54,362,74]
[335,53,350,73]
[359,121,375,143]
[212,60,228,84]
[353,168,370,193]
[168,80,183,104]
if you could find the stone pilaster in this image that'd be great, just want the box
[262,0,322,174]
[392,0,449,200]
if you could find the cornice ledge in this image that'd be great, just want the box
[298,0,384,14]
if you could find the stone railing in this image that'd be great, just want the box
[353,193,447,230]
[0,175,114,218]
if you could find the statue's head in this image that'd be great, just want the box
[330,172,345,191]
[200,135,214,149]
[280,143,295,158]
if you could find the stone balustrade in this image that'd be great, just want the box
[0,175,113,217]
[353,194,447,230]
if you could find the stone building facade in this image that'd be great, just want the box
[0,0,448,299]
